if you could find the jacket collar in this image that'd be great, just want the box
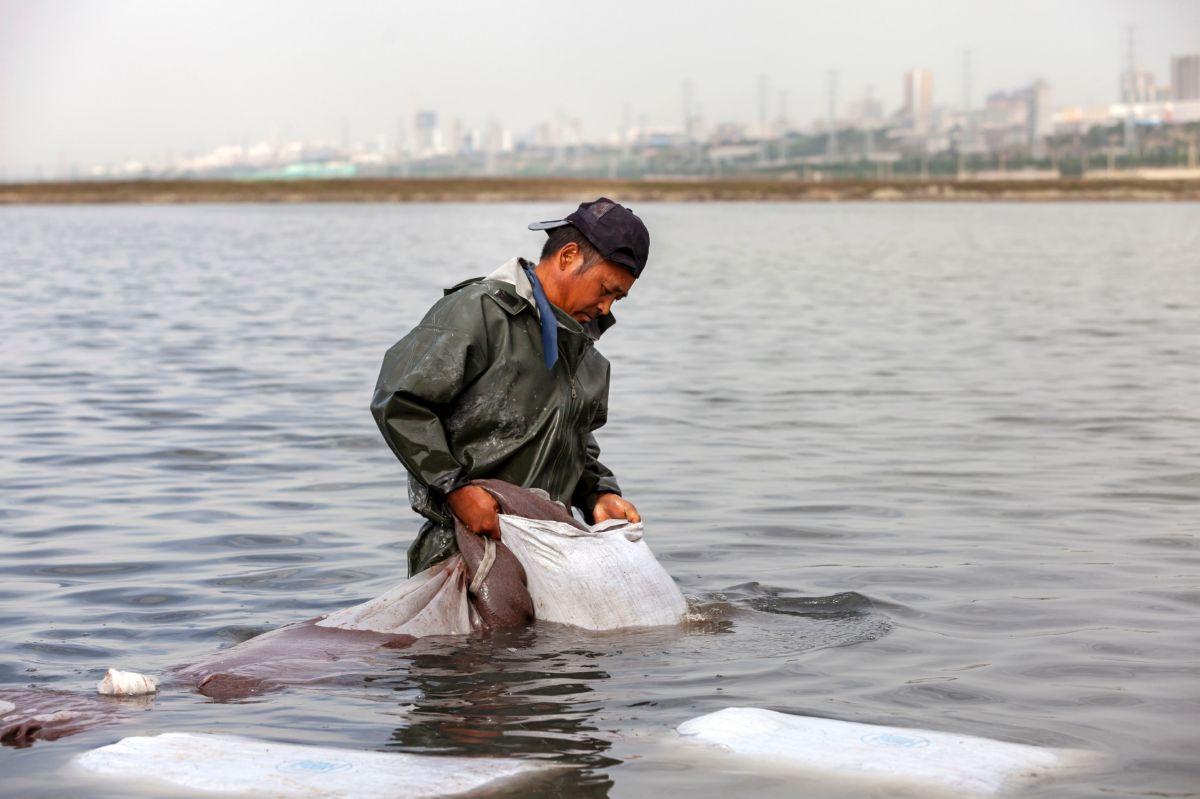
[486,257,539,317]
[484,257,617,340]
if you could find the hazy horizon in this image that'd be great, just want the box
[2,0,1198,177]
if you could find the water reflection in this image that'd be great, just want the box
[375,627,618,795]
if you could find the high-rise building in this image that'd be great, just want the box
[413,111,440,156]
[903,69,934,133]
[847,92,883,126]
[483,117,505,154]
[1171,55,1200,101]
[1120,66,1158,103]
[1025,80,1052,156]
[447,118,464,156]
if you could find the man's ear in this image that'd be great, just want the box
[557,242,578,271]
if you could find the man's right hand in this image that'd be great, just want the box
[447,485,501,539]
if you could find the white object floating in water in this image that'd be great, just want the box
[74,732,554,798]
[96,668,158,696]
[677,707,1096,796]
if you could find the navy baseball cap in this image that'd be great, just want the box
[528,197,650,277]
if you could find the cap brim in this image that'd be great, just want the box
[527,219,572,231]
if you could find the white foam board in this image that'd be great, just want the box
[74,732,553,798]
[677,707,1094,796]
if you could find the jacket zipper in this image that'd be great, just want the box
[567,339,592,401]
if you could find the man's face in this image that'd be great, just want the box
[559,257,637,324]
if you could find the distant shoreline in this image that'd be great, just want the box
[3,176,1199,203]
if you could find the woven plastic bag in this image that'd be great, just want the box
[317,514,685,636]
[497,515,687,630]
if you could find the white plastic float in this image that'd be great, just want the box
[677,707,1097,796]
[74,732,554,798]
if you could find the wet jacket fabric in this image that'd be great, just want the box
[371,257,622,575]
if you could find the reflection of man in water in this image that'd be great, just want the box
[385,628,617,796]
[372,198,649,576]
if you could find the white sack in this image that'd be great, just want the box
[677,707,1097,796]
[316,516,685,636]
[316,556,477,636]
[498,515,687,630]
[74,732,553,798]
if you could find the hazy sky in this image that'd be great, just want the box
[2,0,1198,175]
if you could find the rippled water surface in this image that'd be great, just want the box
[1,202,1197,797]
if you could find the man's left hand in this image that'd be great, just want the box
[592,493,641,525]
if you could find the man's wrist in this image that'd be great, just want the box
[588,490,621,509]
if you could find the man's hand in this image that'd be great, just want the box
[592,493,641,525]
[447,485,501,539]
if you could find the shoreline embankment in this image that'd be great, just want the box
[3,176,1200,204]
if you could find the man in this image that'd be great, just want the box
[371,198,649,576]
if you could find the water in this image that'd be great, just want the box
[1,202,1197,797]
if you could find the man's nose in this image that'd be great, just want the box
[598,298,614,315]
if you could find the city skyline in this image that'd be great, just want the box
[3,0,1198,179]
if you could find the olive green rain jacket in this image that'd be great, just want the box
[371,257,623,575]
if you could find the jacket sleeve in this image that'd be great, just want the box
[572,358,622,518]
[572,432,622,519]
[370,293,490,501]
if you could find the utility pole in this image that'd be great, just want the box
[962,49,972,115]
[1124,25,1138,154]
[1124,24,1136,99]
[758,74,768,137]
[682,79,693,140]
[962,49,974,151]
[757,74,770,165]
[863,85,875,168]
[620,102,632,158]
[827,70,838,164]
